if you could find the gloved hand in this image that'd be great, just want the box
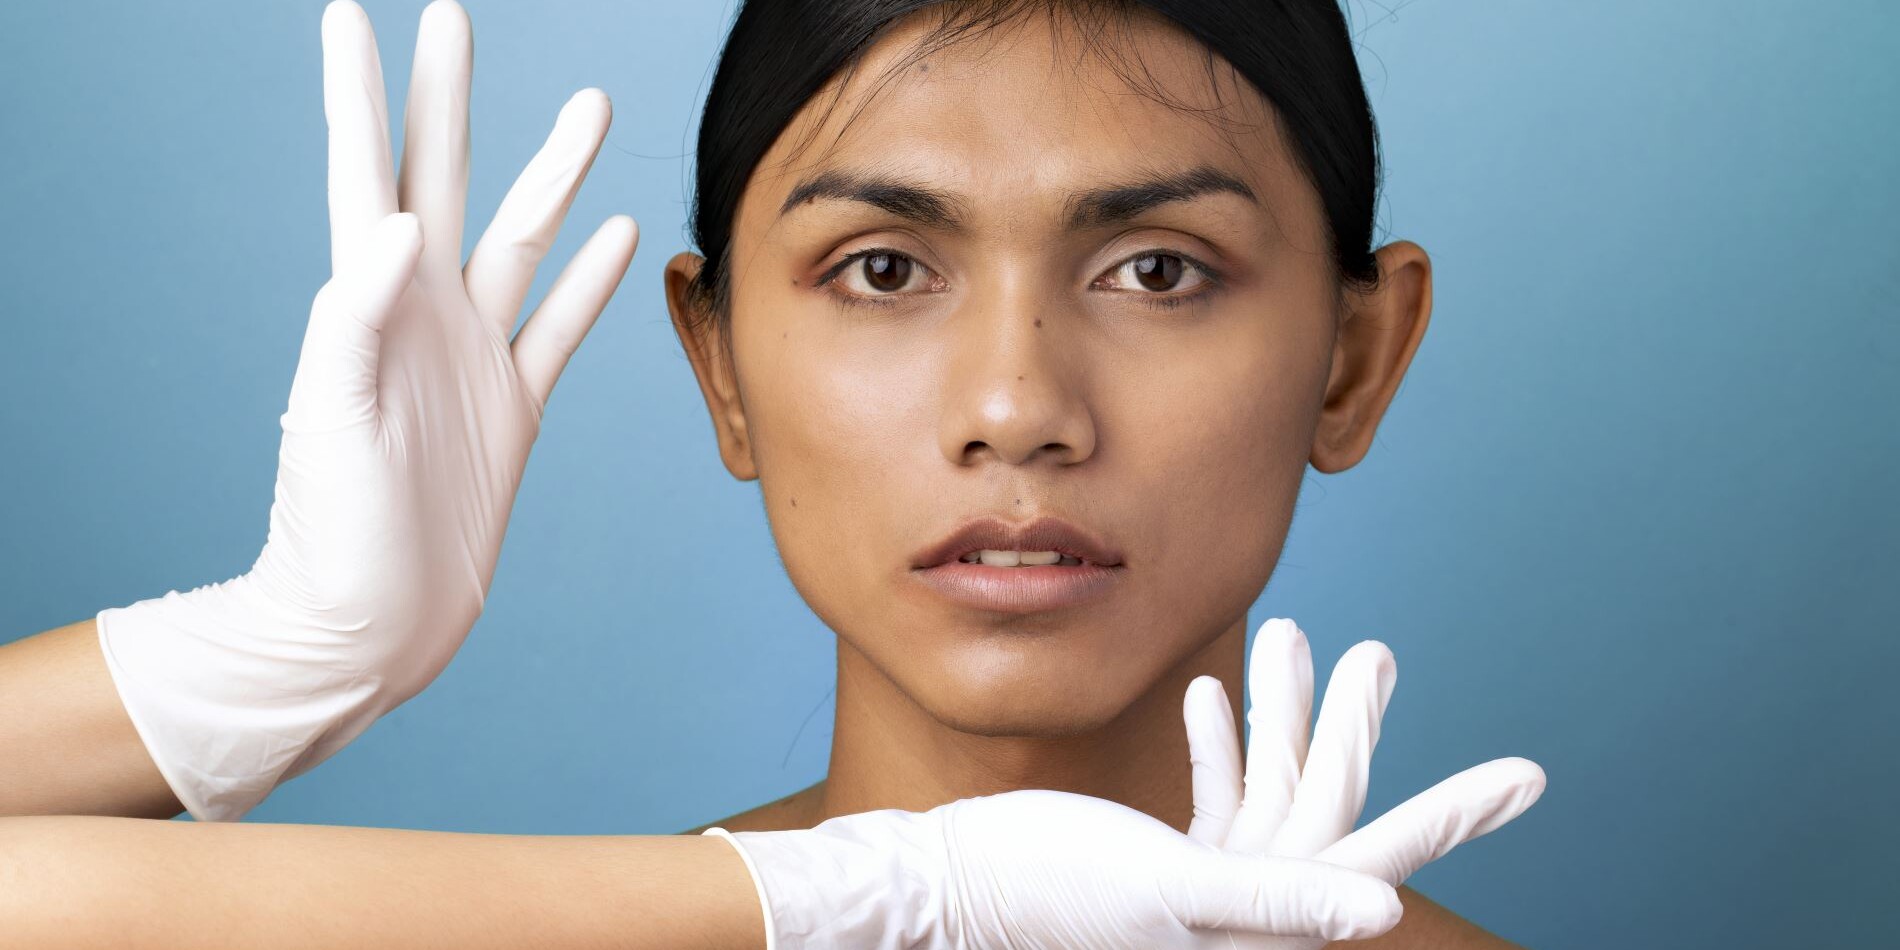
[92,0,637,821]
[1181,618,1547,950]
[702,617,1545,949]
[704,790,1404,949]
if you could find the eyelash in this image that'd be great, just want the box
[814,246,1224,312]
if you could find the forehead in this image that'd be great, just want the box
[733,5,1315,239]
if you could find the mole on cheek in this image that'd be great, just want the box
[1034,318,1042,327]
[790,496,797,507]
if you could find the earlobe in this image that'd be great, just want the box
[664,251,759,481]
[1308,241,1434,474]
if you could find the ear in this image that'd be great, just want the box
[664,251,758,481]
[1309,240,1434,474]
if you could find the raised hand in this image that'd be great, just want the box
[1181,618,1547,949]
[94,0,636,821]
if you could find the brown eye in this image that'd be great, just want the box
[1132,253,1184,291]
[1096,249,1218,304]
[862,252,911,292]
[829,249,932,302]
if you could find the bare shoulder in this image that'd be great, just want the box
[677,781,828,835]
[1326,885,1526,950]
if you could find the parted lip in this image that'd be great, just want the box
[910,515,1126,569]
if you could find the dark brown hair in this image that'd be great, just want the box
[683,0,1384,333]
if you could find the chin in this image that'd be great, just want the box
[923,695,1130,738]
[903,638,1153,738]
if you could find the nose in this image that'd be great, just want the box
[936,290,1097,468]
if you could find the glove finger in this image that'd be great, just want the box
[396,0,472,274]
[285,213,423,434]
[1266,639,1396,858]
[1183,675,1243,846]
[1312,756,1547,885]
[1224,617,1312,851]
[510,214,639,417]
[465,88,613,339]
[322,1,399,276]
[1160,848,1402,942]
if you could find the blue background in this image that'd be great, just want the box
[3,1,1894,945]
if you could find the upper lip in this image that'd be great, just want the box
[910,515,1126,569]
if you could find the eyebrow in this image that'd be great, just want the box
[777,163,1258,231]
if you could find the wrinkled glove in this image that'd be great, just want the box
[705,788,1404,949]
[1182,617,1547,950]
[93,0,636,820]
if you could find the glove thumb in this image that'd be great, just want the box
[284,211,422,434]
[1157,847,1403,942]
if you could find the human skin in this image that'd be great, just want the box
[0,3,1461,947]
[0,810,764,949]
[662,6,1514,949]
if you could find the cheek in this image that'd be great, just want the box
[743,337,929,627]
[1123,332,1327,629]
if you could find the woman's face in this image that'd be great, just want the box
[666,9,1422,736]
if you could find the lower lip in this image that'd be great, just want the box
[909,560,1125,613]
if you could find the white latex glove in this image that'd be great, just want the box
[1182,618,1548,950]
[704,790,1404,950]
[93,0,637,820]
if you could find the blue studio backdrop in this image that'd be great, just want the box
[2,2,1894,946]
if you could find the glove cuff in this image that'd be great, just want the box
[712,808,958,949]
[701,827,778,950]
[95,574,387,821]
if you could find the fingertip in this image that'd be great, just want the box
[1343,638,1395,665]
[1469,755,1546,789]
[1253,618,1311,670]
[1336,639,1397,694]
[1182,675,1233,733]
[578,216,639,275]
[603,213,639,244]
[1267,859,1405,941]
[378,211,423,246]
[1256,617,1296,645]
[1185,674,1225,703]
[1360,640,1398,704]
[1450,757,1549,839]
[566,86,613,123]
[1330,871,1403,941]
[323,0,367,33]
[420,0,470,34]
[1370,880,1405,935]
[1500,754,1545,777]
[1500,756,1548,799]
[551,88,612,152]
[1246,618,1294,677]
[350,214,422,294]
[321,0,373,57]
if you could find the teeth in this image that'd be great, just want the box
[958,550,1086,567]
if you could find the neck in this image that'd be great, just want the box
[815,616,1249,833]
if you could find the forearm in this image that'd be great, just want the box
[0,619,183,818]
[0,815,765,950]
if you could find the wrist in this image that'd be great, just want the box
[95,572,390,821]
[706,807,958,950]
